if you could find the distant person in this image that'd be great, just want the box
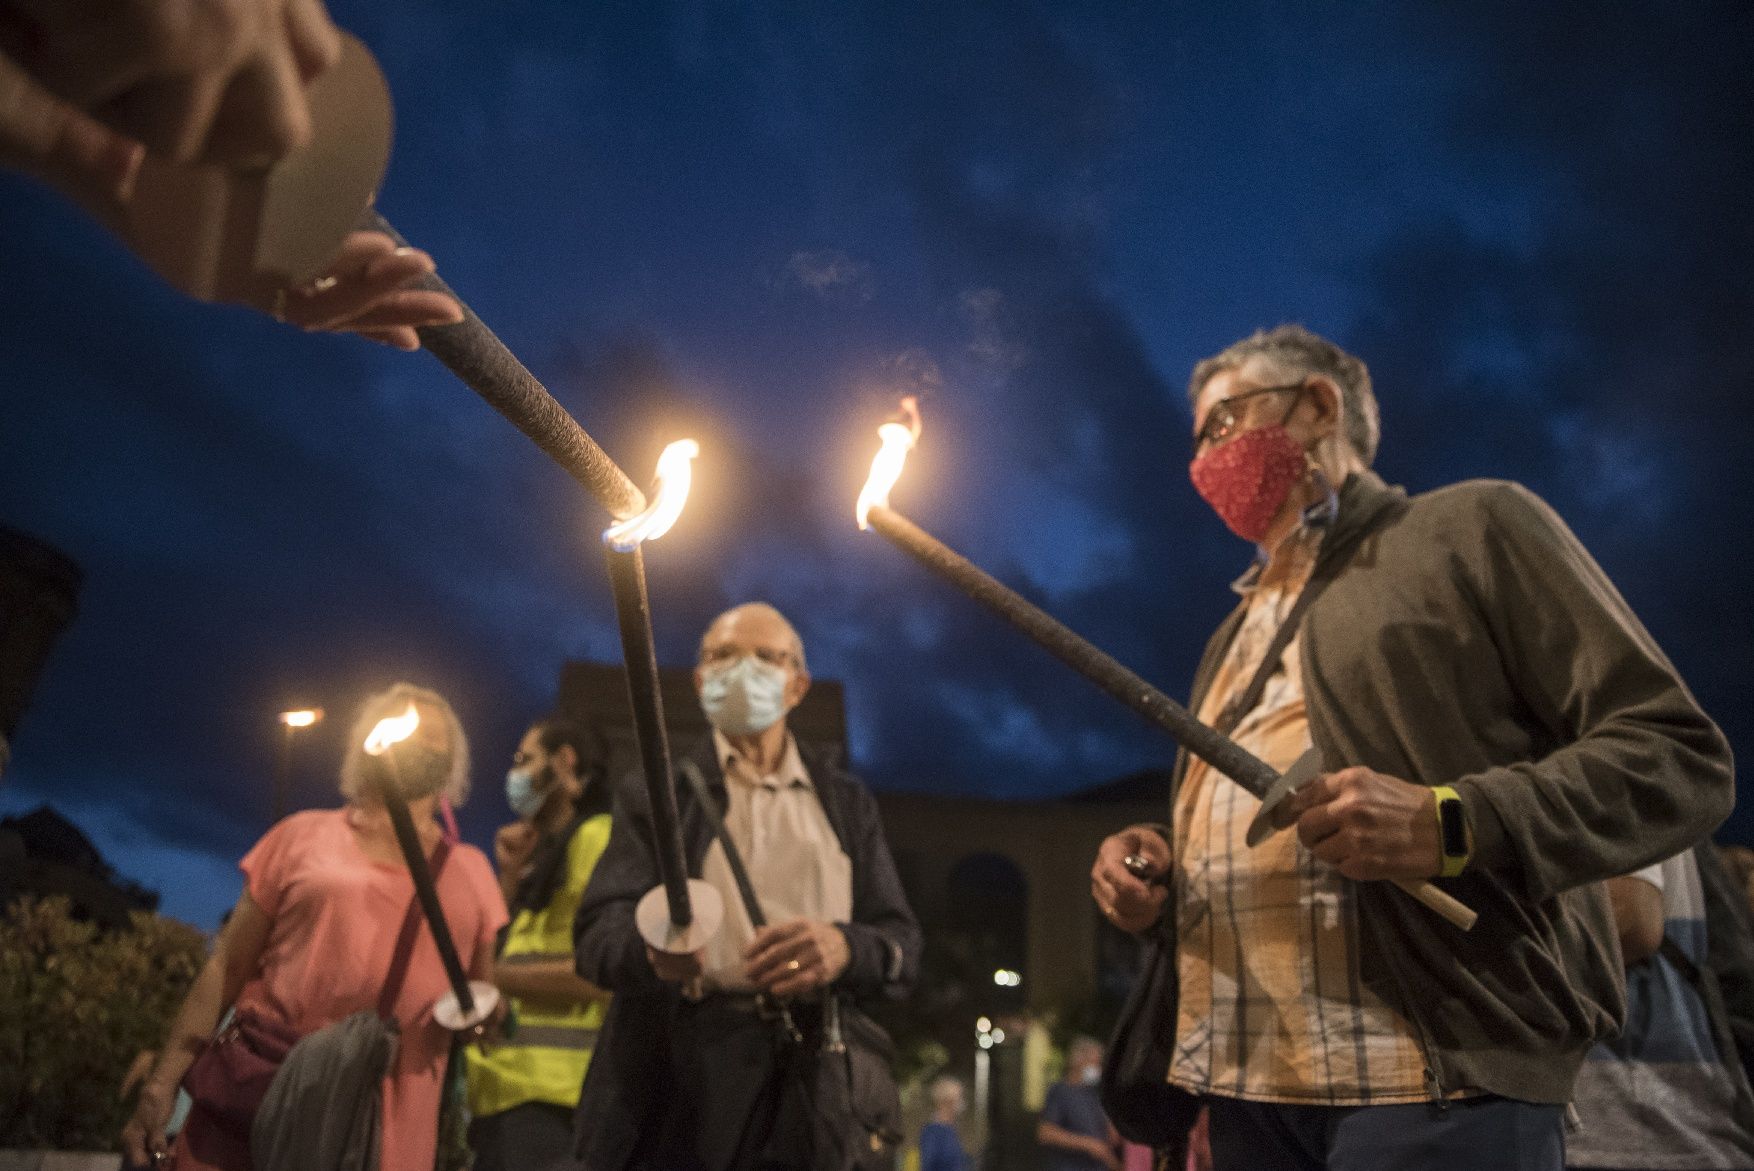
[1038,1037,1120,1171]
[1568,848,1754,1170]
[0,0,461,348]
[573,601,922,1170]
[918,1075,971,1171]
[120,682,508,1171]
[466,717,614,1171]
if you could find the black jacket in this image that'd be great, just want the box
[571,736,920,1170]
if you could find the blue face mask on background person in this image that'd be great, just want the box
[505,766,547,819]
[699,654,790,736]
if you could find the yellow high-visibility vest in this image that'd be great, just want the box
[466,813,612,1116]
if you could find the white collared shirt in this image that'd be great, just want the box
[698,730,853,991]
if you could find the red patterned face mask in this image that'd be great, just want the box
[1189,425,1309,543]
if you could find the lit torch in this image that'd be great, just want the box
[602,441,724,956]
[856,402,1476,930]
[856,396,920,530]
[364,702,501,1029]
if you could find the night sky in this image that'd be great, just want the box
[2,2,1750,930]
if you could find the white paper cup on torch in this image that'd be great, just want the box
[433,981,502,1032]
[635,880,725,955]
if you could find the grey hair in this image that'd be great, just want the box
[699,601,809,674]
[338,682,472,807]
[928,1075,964,1108]
[1188,324,1380,465]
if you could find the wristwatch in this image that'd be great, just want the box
[1431,785,1471,878]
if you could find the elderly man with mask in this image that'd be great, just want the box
[1089,326,1733,1171]
[572,602,920,1171]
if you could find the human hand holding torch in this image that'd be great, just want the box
[5,22,463,349]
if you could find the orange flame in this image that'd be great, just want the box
[603,439,700,551]
[279,708,323,728]
[855,396,921,529]
[363,702,420,755]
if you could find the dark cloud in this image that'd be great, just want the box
[1349,1,1754,834]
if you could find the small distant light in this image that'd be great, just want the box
[976,1016,992,1033]
[992,969,1021,987]
[978,1035,994,1049]
[280,709,323,728]
[990,1028,1005,1044]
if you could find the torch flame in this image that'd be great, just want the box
[603,439,700,552]
[363,702,420,755]
[856,396,921,529]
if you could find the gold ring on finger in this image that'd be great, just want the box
[787,959,801,971]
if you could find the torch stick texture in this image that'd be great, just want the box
[867,504,1477,931]
[605,545,694,929]
[377,774,474,1011]
[362,209,698,924]
[868,505,1277,796]
[360,209,646,520]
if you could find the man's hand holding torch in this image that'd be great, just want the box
[1274,766,1449,883]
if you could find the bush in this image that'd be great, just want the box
[0,896,205,1150]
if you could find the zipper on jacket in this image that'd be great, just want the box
[1363,891,1450,1107]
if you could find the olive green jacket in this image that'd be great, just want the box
[1170,471,1734,1105]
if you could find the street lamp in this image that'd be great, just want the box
[274,708,324,823]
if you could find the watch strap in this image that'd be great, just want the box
[1432,785,1470,878]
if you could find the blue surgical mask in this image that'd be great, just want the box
[505,766,546,820]
[699,655,791,736]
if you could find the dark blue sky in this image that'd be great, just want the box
[3,2,1750,929]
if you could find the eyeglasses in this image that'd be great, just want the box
[1192,382,1306,455]
[700,645,798,670]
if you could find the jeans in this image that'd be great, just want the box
[1205,1094,1565,1171]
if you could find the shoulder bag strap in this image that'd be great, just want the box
[1213,576,1330,737]
[376,837,452,1021]
[679,759,767,929]
[1213,512,1382,737]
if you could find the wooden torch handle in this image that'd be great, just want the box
[1394,878,1478,931]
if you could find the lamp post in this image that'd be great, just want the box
[274,708,323,824]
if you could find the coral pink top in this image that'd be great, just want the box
[203,808,506,1171]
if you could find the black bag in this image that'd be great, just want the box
[1101,916,1200,1151]
[678,760,902,1171]
[800,995,903,1170]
